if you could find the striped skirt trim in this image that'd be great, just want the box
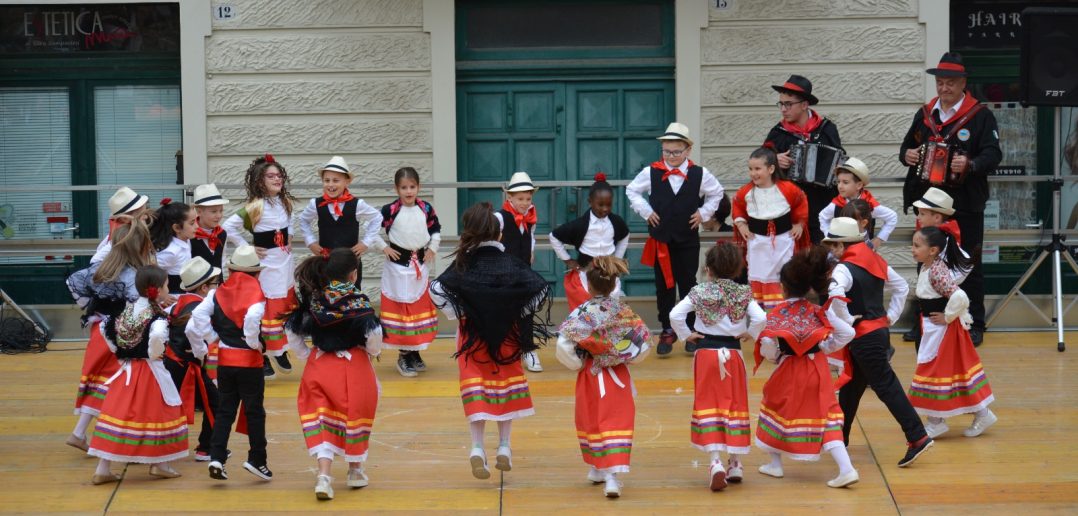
[577,430,634,458]
[756,407,844,445]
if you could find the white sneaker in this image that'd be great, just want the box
[827,469,860,488]
[315,474,334,500]
[726,458,743,483]
[470,448,490,479]
[709,461,727,491]
[604,475,621,498]
[758,463,784,478]
[587,467,605,484]
[495,445,512,472]
[925,418,950,439]
[963,409,997,437]
[523,351,543,372]
[347,467,368,488]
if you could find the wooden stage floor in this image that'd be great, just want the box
[2,331,1075,515]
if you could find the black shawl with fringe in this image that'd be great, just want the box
[284,282,381,353]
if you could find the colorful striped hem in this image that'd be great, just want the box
[757,410,843,444]
[909,375,990,401]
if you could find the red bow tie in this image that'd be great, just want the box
[195,225,223,251]
[318,189,355,217]
[661,168,686,182]
[501,200,537,230]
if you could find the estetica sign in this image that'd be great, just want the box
[0,3,179,53]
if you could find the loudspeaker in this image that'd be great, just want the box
[1020,7,1078,106]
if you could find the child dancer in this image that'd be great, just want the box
[909,227,996,438]
[189,245,274,481]
[66,219,155,452]
[753,247,858,488]
[152,200,198,293]
[732,147,810,311]
[286,249,382,500]
[166,257,221,462]
[90,186,149,264]
[818,157,898,250]
[298,156,384,258]
[430,202,552,480]
[555,256,649,499]
[670,242,766,491]
[222,154,298,379]
[190,184,230,380]
[379,167,441,377]
[824,218,932,467]
[550,172,630,312]
[496,172,543,372]
[904,187,968,346]
[88,265,188,484]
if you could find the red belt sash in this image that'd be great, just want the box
[853,316,889,339]
[641,237,674,289]
[217,346,263,368]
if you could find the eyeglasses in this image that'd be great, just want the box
[264,173,283,179]
[776,100,806,110]
[661,149,687,157]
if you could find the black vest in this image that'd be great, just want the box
[647,165,704,244]
[167,301,200,363]
[317,199,360,250]
[499,209,534,264]
[843,262,886,321]
[211,302,258,350]
[549,210,630,267]
[190,228,227,270]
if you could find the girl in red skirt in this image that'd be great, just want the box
[65,219,156,452]
[753,247,859,488]
[430,202,552,481]
[909,226,996,438]
[88,265,189,484]
[555,256,650,499]
[670,242,766,491]
[286,249,383,500]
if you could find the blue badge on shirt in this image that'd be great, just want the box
[957,128,971,141]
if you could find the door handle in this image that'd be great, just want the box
[555,105,564,134]
[548,186,560,228]
[567,186,581,214]
[60,222,80,238]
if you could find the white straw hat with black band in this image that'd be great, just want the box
[656,122,693,147]
[179,256,221,291]
[227,245,265,272]
[822,217,867,243]
[912,187,956,216]
[108,187,149,216]
[192,184,229,207]
[320,156,352,179]
[505,171,537,193]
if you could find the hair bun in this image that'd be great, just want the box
[593,172,607,182]
[159,198,171,206]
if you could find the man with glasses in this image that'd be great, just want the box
[764,75,843,243]
[626,122,724,356]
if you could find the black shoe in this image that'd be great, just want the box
[411,351,427,372]
[273,353,292,373]
[208,460,227,480]
[969,328,984,347]
[396,353,417,377]
[684,340,697,354]
[243,461,273,480]
[897,436,934,468]
[902,329,920,342]
[656,329,675,357]
[262,355,276,380]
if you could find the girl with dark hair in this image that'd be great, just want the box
[555,256,650,498]
[731,147,811,310]
[908,227,995,439]
[753,247,858,488]
[379,166,442,377]
[221,154,299,380]
[286,248,383,500]
[549,172,631,311]
[88,265,188,484]
[839,199,877,249]
[151,200,198,293]
[670,242,766,491]
[429,202,552,481]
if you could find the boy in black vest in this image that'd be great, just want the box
[495,171,542,371]
[298,156,385,261]
[626,122,725,356]
[190,184,229,280]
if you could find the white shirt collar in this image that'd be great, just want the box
[479,240,505,251]
[932,93,965,120]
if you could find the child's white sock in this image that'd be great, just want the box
[317,449,334,461]
[710,451,721,464]
[829,445,855,475]
[928,416,945,425]
[728,453,741,466]
[975,408,992,418]
[470,420,485,450]
[94,459,112,476]
[769,452,782,469]
[73,413,94,439]
[497,420,512,447]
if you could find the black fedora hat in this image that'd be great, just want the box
[927,52,968,77]
[771,75,819,105]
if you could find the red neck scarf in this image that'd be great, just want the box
[651,159,696,182]
[937,219,963,246]
[501,199,537,230]
[831,188,881,209]
[214,272,265,328]
[318,189,355,217]
[841,242,889,280]
[780,110,824,140]
[194,222,223,251]
[922,93,980,132]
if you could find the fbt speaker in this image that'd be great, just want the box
[1020,7,1078,107]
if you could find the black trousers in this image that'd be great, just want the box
[655,241,700,330]
[210,365,266,465]
[952,210,985,330]
[801,182,838,244]
[838,328,926,445]
[164,357,219,453]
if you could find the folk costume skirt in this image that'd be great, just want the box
[691,348,752,455]
[908,317,994,418]
[755,352,844,461]
[457,330,534,422]
[88,360,189,463]
[575,358,635,474]
[74,321,120,416]
[381,260,438,351]
[297,348,379,462]
[746,231,794,311]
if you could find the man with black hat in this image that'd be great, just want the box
[763,75,843,243]
[899,52,1002,346]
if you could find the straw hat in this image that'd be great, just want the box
[657,122,693,146]
[836,157,870,185]
[505,171,537,193]
[179,256,221,291]
[192,184,229,206]
[912,187,956,216]
[227,245,264,272]
[319,156,351,179]
[822,217,867,243]
[108,187,149,216]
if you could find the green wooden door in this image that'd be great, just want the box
[457,79,674,295]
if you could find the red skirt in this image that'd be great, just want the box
[381,290,439,351]
[908,319,994,418]
[298,348,379,462]
[755,352,844,461]
[564,271,590,313]
[691,349,751,455]
[74,321,120,416]
[575,359,634,474]
[457,330,534,422]
[262,289,298,354]
[88,360,189,463]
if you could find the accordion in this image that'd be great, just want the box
[916,141,967,186]
[788,142,844,187]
